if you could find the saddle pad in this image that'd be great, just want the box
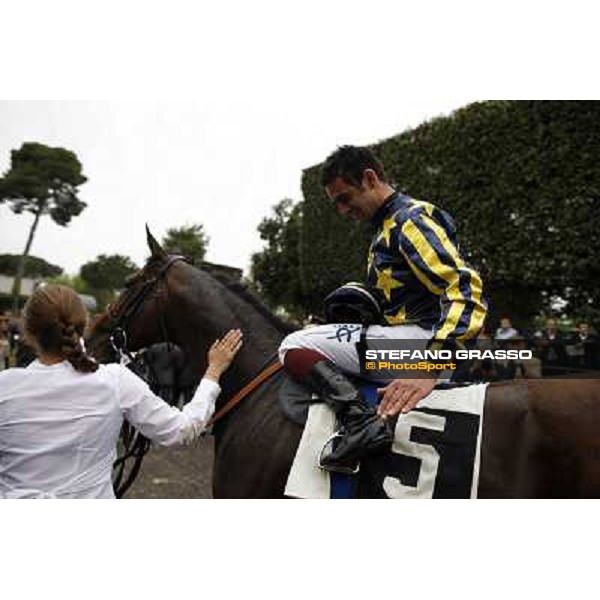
[284,383,488,499]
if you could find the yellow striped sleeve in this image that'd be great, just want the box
[400,213,486,341]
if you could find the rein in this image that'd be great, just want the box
[205,360,283,430]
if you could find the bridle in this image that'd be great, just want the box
[104,254,190,498]
[103,253,284,496]
[107,255,191,363]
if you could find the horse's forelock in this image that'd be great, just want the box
[122,255,167,290]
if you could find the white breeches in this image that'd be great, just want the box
[278,323,432,379]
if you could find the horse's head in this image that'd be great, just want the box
[87,226,292,406]
[86,227,193,363]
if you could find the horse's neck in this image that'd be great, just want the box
[219,318,285,400]
[223,314,284,396]
[172,281,287,400]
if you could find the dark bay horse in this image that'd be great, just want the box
[87,231,600,498]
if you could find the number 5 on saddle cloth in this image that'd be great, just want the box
[281,378,486,499]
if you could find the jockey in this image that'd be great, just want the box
[279,145,487,472]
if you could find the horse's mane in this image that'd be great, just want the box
[143,254,298,335]
[202,265,298,335]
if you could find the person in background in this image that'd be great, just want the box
[0,284,242,499]
[466,329,510,382]
[568,322,599,371]
[495,317,519,340]
[535,317,568,376]
[503,336,542,379]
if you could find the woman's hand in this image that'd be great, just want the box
[204,329,243,382]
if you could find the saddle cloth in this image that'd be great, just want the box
[284,383,488,499]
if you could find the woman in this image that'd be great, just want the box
[0,285,242,499]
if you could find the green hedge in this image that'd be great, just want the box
[300,101,600,326]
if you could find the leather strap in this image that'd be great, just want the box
[206,361,283,428]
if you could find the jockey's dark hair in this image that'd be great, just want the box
[320,145,388,188]
[24,285,98,373]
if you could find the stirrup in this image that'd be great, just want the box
[317,430,360,475]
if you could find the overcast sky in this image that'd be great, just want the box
[0,98,475,275]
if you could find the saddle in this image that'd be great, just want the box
[278,281,383,425]
[277,374,473,426]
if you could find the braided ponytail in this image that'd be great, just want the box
[24,285,99,373]
[60,322,98,373]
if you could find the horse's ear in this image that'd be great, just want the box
[146,225,167,259]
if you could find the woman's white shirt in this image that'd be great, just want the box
[0,360,220,499]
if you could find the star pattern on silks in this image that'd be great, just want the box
[375,266,403,301]
[385,306,407,325]
[379,217,397,247]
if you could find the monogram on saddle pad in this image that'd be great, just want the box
[279,377,487,499]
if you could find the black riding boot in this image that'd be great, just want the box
[307,360,394,473]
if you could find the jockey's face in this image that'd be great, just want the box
[325,170,383,221]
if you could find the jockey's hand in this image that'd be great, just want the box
[376,378,436,418]
[205,329,243,381]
